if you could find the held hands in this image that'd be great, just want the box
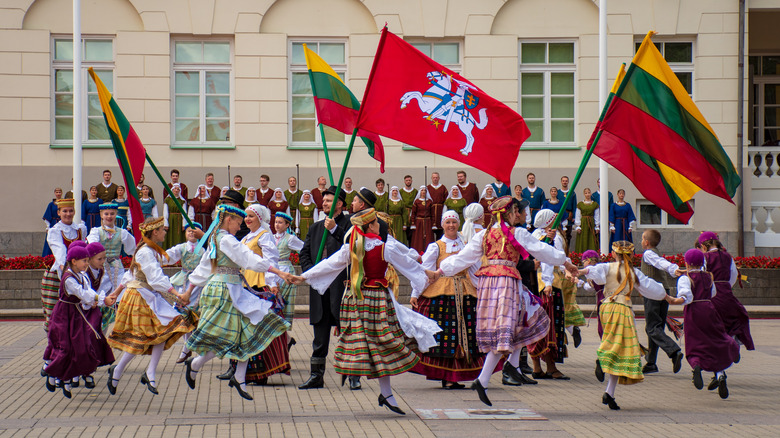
[674,269,686,277]
[563,260,580,280]
[104,295,116,307]
[665,295,685,305]
[425,269,440,283]
[287,274,306,285]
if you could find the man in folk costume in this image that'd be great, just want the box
[490,178,511,198]
[311,176,328,210]
[456,170,479,204]
[166,169,188,201]
[257,174,273,206]
[204,172,219,202]
[137,173,155,199]
[343,177,357,214]
[557,175,576,246]
[96,170,118,204]
[427,172,448,240]
[231,174,247,197]
[522,173,546,226]
[284,176,302,220]
[298,186,361,390]
[399,175,418,243]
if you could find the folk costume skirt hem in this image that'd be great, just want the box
[597,301,643,385]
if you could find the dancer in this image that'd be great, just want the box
[438,197,577,406]
[578,240,667,410]
[105,217,196,396]
[667,249,739,399]
[579,249,606,381]
[291,208,441,415]
[83,242,117,335]
[574,188,600,253]
[460,203,485,244]
[274,212,304,328]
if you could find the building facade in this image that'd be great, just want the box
[1,0,778,256]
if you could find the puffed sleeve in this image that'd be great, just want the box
[633,268,666,300]
[164,243,183,265]
[420,242,440,271]
[87,227,100,244]
[287,234,304,252]
[47,226,67,276]
[121,229,136,255]
[301,243,350,294]
[514,227,568,266]
[136,248,174,293]
[675,275,694,305]
[582,263,609,285]
[729,259,738,287]
[594,207,600,231]
[574,208,582,228]
[257,231,280,287]
[385,237,427,296]
[221,234,274,273]
[163,203,170,227]
[187,251,213,287]
[439,230,485,276]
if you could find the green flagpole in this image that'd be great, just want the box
[144,152,195,229]
[315,128,358,263]
[307,63,335,186]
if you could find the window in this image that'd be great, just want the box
[51,38,114,147]
[289,41,347,147]
[409,41,461,72]
[519,41,576,146]
[637,200,693,227]
[172,40,232,147]
[635,41,694,96]
[748,56,780,146]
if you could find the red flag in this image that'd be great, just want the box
[356,28,530,183]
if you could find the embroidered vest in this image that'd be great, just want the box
[242,230,268,288]
[474,227,522,279]
[423,240,477,298]
[99,227,123,258]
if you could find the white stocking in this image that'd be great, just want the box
[180,333,191,356]
[565,326,574,335]
[113,352,136,381]
[508,348,522,368]
[145,343,165,385]
[191,351,217,371]
[716,371,725,379]
[605,374,618,397]
[234,361,249,389]
[478,351,501,388]
[378,376,397,406]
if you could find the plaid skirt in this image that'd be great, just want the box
[335,286,419,378]
[186,280,290,362]
[598,301,643,385]
[41,270,60,332]
[234,333,291,382]
[475,275,550,354]
[555,270,585,327]
[279,281,296,325]
[108,287,197,355]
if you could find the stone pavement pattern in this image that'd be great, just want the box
[0,318,778,437]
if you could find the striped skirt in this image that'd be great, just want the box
[597,301,643,385]
[475,275,550,354]
[186,280,290,362]
[41,270,60,332]
[279,280,297,325]
[335,286,419,378]
[528,288,566,362]
[108,287,197,355]
[238,334,291,382]
[555,270,585,328]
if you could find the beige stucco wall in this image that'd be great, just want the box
[0,0,768,239]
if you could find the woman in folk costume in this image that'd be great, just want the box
[164,222,205,364]
[104,217,196,396]
[163,183,194,249]
[273,212,304,329]
[43,243,114,399]
[387,186,408,246]
[296,190,317,239]
[182,204,291,400]
[443,185,467,229]
[609,189,637,246]
[83,186,102,232]
[460,203,485,246]
[244,187,258,208]
[291,208,441,415]
[113,186,131,230]
[139,185,159,220]
[574,188,600,253]
[697,232,754,355]
[410,211,492,388]
[42,187,63,256]
[190,184,217,230]
[578,240,667,410]
[409,186,435,253]
[267,188,291,234]
[542,187,568,234]
[479,185,497,229]
[438,197,578,406]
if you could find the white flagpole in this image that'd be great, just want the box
[73,0,83,223]
[598,0,610,255]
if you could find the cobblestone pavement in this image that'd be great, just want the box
[0,317,778,437]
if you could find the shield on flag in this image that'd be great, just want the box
[463,90,479,109]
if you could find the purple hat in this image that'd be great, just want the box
[67,245,90,262]
[69,240,87,249]
[684,248,705,267]
[86,242,106,258]
[697,231,719,245]
[582,250,600,260]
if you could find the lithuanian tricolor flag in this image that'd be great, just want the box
[303,44,385,172]
[88,67,146,238]
[589,32,740,219]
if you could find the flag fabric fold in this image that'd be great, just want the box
[303,44,385,172]
[355,28,530,183]
[87,67,146,239]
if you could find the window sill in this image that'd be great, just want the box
[520,144,581,150]
[50,143,112,149]
[170,143,235,150]
[287,143,349,150]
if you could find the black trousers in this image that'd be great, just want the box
[643,296,680,364]
[312,322,333,360]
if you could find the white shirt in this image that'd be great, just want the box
[642,250,679,276]
[86,225,137,256]
[188,232,276,288]
[574,202,600,231]
[47,221,87,277]
[63,270,104,309]
[583,263,666,300]
[675,269,717,305]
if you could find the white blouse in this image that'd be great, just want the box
[582,263,666,301]
[47,221,87,277]
[675,270,717,306]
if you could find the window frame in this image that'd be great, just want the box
[748,55,780,147]
[634,38,695,99]
[518,39,578,150]
[287,38,349,150]
[170,38,234,149]
[50,35,115,149]
[636,199,694,229]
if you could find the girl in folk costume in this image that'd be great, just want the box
[43,243,114,399]
[438,197,577,406]
[182,204,291,400]
[113,186,131,230]
[578,240,668,410]
[574,187,600,253]
[697,232,754,354]
[139,185,159,220]
[410,211,491,388]
[163,183,194,249]
[82,186,102,232]
[667,249,739,399]
[274,212,304,328]
[609,189,637,246]
[41,198,87,334]
[479,185,497,229]
[244,187,258,208]
[86,203,136,331]
[578,250,607,381]
[190,184,217,230]
[291,208,441,415]
[164,222,205,364]
[104,217,196,396]
[409,186,435,253]
[268,188,291,234]
[443,185,467,229]
[296,190,317,239]
[387,186,408,246]
[460,203,485,245]
[42,187,63,257]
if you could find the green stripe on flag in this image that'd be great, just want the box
[310,71,360,110]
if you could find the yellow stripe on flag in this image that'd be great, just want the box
[303,44,344,84]
[657,161,701,203]
[611,63,626,93]
[88,67,131,176]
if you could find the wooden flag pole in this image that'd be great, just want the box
[315,128,358,263]
[145,152,195,229]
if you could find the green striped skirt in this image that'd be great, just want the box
[597,300,643,385]
[41,270,60,332]
[335,286,419,378]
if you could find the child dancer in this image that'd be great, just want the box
[578,240,667,410]
[274,212,304,329]
[579,249,606,381]
[667,249,738,399]
[44,244,114,398]
[84,242,115,335]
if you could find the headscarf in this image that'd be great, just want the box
[389,186,402,202]
[245,187,257,202]
[480,184,496,200]
[414,185,433,202]
[220,186,229,196]
[171,183,186,201]
[299,189,313,206]
[246,204,272,231]
[273,188,285,201]
[348,208,379,300]
[197,184,209,200]
[533,209,556,230]
[460,203,484,244]
[447,185,463,200]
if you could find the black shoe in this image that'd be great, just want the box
[532,371,552,379]
[707,375,719,391]
[672,351,684,374]
[518,361,534,375]
[287,337,297,351]
[349,376,362,390]
[518,372,537,385]
[61,383,72,399]
[216,366,235,381]
[106,365,118,395]
[442,381,466,389]
[718,374,729,399]
[140,372,158,395]
[45,378,56,392]
[378,394,406,415]
[573,327,582,348]
[642,363,659,374]
[595,359,605,382]
[184,358,197,390]
[734,348,741,364]
[470,380,492,406]
[602,392,620,410]
[299,363,325,390]
[40,367,47,378]
[228,376,253,401]
[83,375,95,389]
[71,378,79,388]
[692,366,703,390]
[249,378,268,386]
[501,362,523,386]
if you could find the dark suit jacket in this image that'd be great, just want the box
[300,211,350,325]
[517,256,539,296]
